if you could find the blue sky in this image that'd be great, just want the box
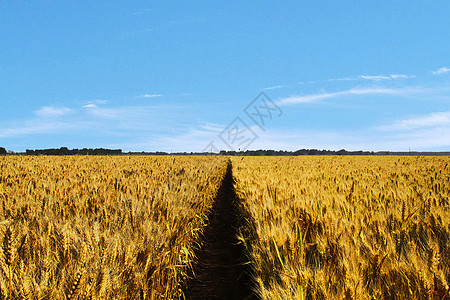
[1,1,450,152]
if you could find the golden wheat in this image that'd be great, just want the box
[232,156,450,299]
[0,155,227,299]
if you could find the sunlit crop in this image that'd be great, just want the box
[0,155,227,299]
[2,154,448,299]
[232,156,450,299]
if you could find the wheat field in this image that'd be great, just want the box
[0,155,227,299]
[1,155,449,299]
[232,156,450,299]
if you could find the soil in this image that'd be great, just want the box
[184,162,256,300]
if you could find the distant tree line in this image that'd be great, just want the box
[217,149,375,156]
[25,147,122,156]
[0,146,448,156]
[127,149,450,156]
[217,149,450,156]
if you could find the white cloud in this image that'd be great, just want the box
[432,67,450,75]
[140,94,162,98]
[360,75,392,81]
[326,77,354,82]
[35,106,72,117]
[276,87,417,106]
[220,126,450,152]
[390,74,410,79]
[263,84,288,90]
[0,117,92,139]
[85,106,143,120]
[326,74,410,82]
[365,127,450,151]
[368,111,450,150]
[82,100,108,108]
[134,123,450,153]
[0,123,56,138]
[83,104,97,108]
[377,111,450,131]
[197,122,226,133]
[109,123,222,153]
[360,74,410,81]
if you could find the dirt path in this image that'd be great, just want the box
[185,162,255,300]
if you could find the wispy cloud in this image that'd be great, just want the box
[360,74,410,81]
[108,122,223,153]
[432,67,450,75]
[377,111,450,131]
[2,101,189,142]
[0,123,59,138]
[326,77,354,82]
[367,127,450,151]
[263,84,288,90]
[140,94,162,98]
[390,74,410,79]
[35,106,72,117]
[83,104,97,108]
[84,106,149,120]
[327,74,411,82]
[267,73,413,94]
[197,122,226,133]
[360,75,393,81]
[276,87,419,106]
[139,123,450,153]
[82,100,108,108]
[0,117,91,139]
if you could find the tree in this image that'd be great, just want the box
[0,147,7,155]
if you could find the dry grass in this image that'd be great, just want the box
[0,155,227,299]
[232,156,450,299]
